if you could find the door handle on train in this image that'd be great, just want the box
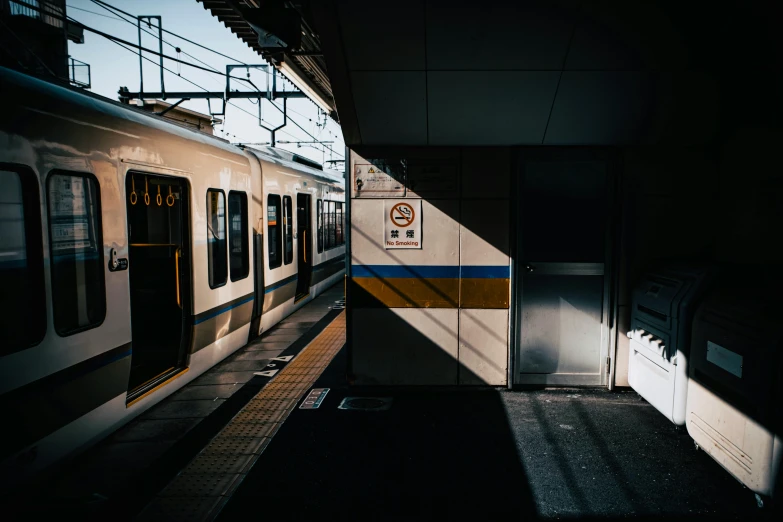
[303,230,306,263]
[108,248,128,272]
[175,247,182,309]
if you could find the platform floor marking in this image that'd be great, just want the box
[136,312,345,522]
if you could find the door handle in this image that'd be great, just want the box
[175,247,182,309]
[303,230,307,263]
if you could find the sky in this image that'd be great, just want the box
[65,0,345,168]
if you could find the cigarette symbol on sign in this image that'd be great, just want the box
[390,203,415,227]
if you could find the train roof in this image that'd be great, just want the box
[241,145,345,187]
[1,66,238,157]
[1,66,345,187]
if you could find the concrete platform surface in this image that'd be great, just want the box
[218,347,766,521]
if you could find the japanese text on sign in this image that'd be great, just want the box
[384,199,421,249]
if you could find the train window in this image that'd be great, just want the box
[206,189,227,288]
[336,202,343,245]
[323,201,329,250]
[325,201,336,250]
[228,191,249,282]
[283,195,293,265]
[324,201,331,250]
[340,202,345,245]
[316,199,323,253]
[47,172,106,336]
[0,166,46,352]
[267,194,282,269]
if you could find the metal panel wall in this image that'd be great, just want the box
[348,147,511,386]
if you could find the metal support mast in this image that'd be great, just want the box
[137,15,164,101]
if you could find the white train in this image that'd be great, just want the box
[0,66,345,484]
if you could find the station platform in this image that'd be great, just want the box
[4,283,345,520]
[6,281,771,521]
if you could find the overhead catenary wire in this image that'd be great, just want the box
[89,0,342,139]
[99,19,340,158]
[6,0,344,159]
[240,77,342,155]
[80,0,344,153]
[69,5,127,21]
[90,0,248,66]
[88,0,226,85]
[105,36,275,147]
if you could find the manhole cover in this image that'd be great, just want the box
[338,397,392,411]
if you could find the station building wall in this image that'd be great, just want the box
[348,131,782,388]
[348,147,511,386]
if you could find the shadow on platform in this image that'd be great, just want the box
[219,346,537,521]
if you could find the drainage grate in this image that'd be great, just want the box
[337,397,393,411]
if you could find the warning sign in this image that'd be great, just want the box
[353,162,404,198]
[384,199,421,249]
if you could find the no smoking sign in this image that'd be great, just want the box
[384,199,422,249]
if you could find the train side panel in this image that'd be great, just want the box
[0,67,345,484]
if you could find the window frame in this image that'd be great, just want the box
[336,202,343,246]
[325,200,336,250]
[316,198,323,253]
[267,193,282,269]
[323,200,329,250]
[206,188,228,289]
[283,195,293,265]
[227,190,249,282]
[0,163,46,352]
[45,169,107,337]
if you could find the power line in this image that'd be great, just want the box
[241,77,341,154]
[91,0,340,133]
[103,24,340,158]
[68,5,126,21]
[90,0,248,66]
[65,10,334,157]
[24,1,344,158]
[84,1,343,151]
[89,0,225,84]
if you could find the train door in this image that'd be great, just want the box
[124,172,191,399]
[295,193,312,300]
[514,155,614,386]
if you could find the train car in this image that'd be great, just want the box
[0,66,345,484]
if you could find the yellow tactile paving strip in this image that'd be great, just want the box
[137,312,346,522]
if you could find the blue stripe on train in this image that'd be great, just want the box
[264,274,298,294]
[193,294,255,325]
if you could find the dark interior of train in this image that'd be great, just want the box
[0,167,46,353]
[125,173,190,395]
[296,193,312,300]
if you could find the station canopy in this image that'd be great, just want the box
[202,1,780,148]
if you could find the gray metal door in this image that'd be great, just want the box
[515,158,611,386]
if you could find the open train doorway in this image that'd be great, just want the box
[295,193,312,301]
[125,172,191,401]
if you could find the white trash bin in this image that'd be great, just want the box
[686,277,783,502]
[627,264,716,425]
